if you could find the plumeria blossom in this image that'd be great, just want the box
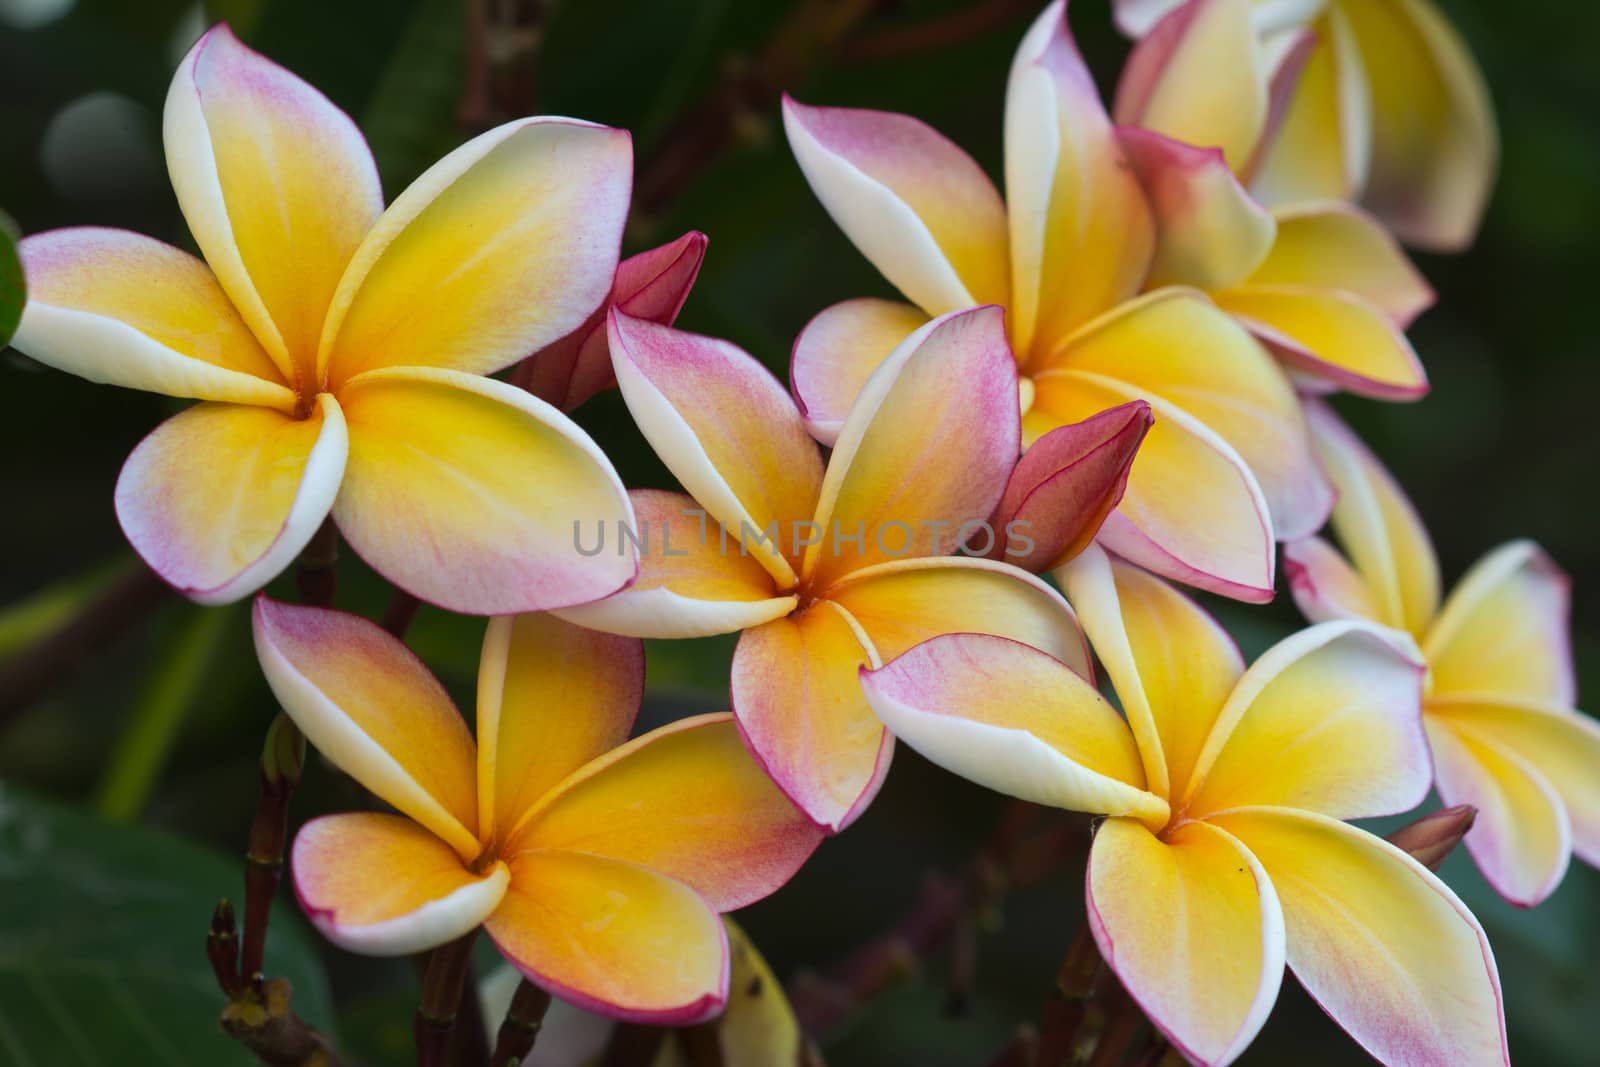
[1115,0,1496,251]
[556,305,1088,832]
[783,0,1330,602]
[1112,0,1437,400]
[253,598,821,1022]
[512,230,708,411]
[11,26,636,612]
[1286,402,1600,906]
[861,545,1509,1067]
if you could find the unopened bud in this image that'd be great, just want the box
[261,713,305,787]
[1386,805,1477,871]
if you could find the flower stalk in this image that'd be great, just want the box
[416,930,481,1067]
[489,979,554,1067]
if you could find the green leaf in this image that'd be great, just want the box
[0,787,336,1065]
[359,0,466,192]
[0,211,24,350]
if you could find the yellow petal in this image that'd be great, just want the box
[731,601,886,833]
[1187,621,1428,820]
[554,490,795,640]
[656,920,804,1067]
[252,598,480,860]
[1213,807,1509,1067]
[790,298,929,445]
[861,633,1167,825]
[164,25,382,388]
[1282,534,1384,624]
[1425,541,1575,706]
[115,395,346,605]
[488,850,727,1024]
[1342,0,1497,250]
[805,307,1020,589]
[476,613,642,843]
[333,366,635,614]
[322,118,631,383]
[292,813,507,956]
[15,228,291,407]
[1006,2,1154,359]
[1087,817,1284,1067]
[1307,399,1440,635]
[1246,203,1434,324]
[512,715,821,910]
[1058,546,1244,803]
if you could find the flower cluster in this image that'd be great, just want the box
[10,1,1589,1065]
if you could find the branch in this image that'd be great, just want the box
[490,979,553,1066]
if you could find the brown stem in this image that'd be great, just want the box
[1085,980,1144,1067]
[382,588,423,640]
[678,1021,726,1067]
[459,0,546,132]
[220,977,343,1067]
[985,1025,1041,1067]
[416,930,481,1067]
[1034,923,1104,1067]
[295,520,339,608]
[206,899,245,998]
[0,563,168,727]
[599,1023,667,1067]
[490,979,553,1066]
[241,714,305,982]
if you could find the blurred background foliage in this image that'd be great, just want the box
[0,0,1596,1063]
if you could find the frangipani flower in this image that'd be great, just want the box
[556,305,1088,832]
[253,599,821,1022]
[861,545,1509,1067]
[11,26,635,612]
[1113,0,1437,399]
[1286,402,1600,906]
[783,0,1330,602]
[1115,0,1496,251]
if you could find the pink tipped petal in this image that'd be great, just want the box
[333,366,635,615]
[1283,535,1384,624]
[252,598,480,859]
[991,402,1152,573]
[1117,129,1277,291]
[476,613,643,841]
[1217,285,1429,400]
[805,306,1019,589]
[1005,2,1154,357]
[1247,204,1434,324]
[781,97,1009,315]
[115,395,346,606]
[1306,399,1440,634]
[164,25,382,387]
[1342,0,1497,251]
[553,490,795,640]
[1425,717,1571,907]
[489,851,728,1026]
[519,232,708,412]
[731,602,886,833]
[292,814,508,957]
[1214,807,1510,1067]
[1424,541,1575,707]
[320,118,631,384]
[860,634,1167,824]
[1087,817,1284,1067]
[512,715,822,910]
[1188,621,1429,821]
[607,312,823,586]
[15,228,291,407]
[826,555,1091,679]
[790,298,929,445]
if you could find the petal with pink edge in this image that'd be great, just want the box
[164,25,382,386]
[1424,541,1575,706]
[1246,203,1434,324]
[292,814,507,956]
[115,395,346,605]
[321,118,631,383]
[511,715,822,910]
[781,97,1009,315]
[1087,817,1284,1067]
[607,312,822,585]
[790,298,929,446]
[805,307,1019,589]
[861,634,1167,824]
[476,612,643,840]
[1116,129,1276,291]
[1005,2,1154,359]
[334,366,635,615]
[15,228,291,407]
[731,601,886,833]
[489,850,728,1025]
[252,599,480,859]
[1283,535,1384,624]
[1213,807,1509,1067]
